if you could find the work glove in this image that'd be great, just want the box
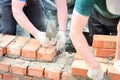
[87,68,104,80]
[56,31,66,50]
[35,31,49,47]
[113,60,120,72]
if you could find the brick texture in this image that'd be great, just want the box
[28,62,46,77]
[93,35,116,49]
[0,34,16,53]
[95,48,115,58]
[22,38,41,58]
[11,59,30,75]
[0,57,13,72]
[37,46,56,61]
[7,36,30,56]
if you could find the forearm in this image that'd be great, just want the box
[12,10,38,36]
[115,20,120,60]
[69,10,100,69]
[55,0,68,32]
[12,0,38,36]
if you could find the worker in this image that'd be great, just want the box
[69,0,120,80]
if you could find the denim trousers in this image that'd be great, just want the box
[0,0,45,37]
[88,8,120,46]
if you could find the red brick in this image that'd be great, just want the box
[22,38,41,58]
[11,59,30,75]
[93,35,116,49]
[71,60,89,76]
[28,67,43,77]
[44,63,63,80]
[0,48,3,57]
[7,36,30,56]
[3,73,14,80]
[28,62,45,77]
[95,48,115,58]
[108,64,120,80]
[71,60,107,76]
[37,46,56,61]
[0,34,16,53]
[62,72,90,80]
[0,57,13,72]
[3,73,32,80]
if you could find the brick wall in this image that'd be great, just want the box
[0,34,119,80]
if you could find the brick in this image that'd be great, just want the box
[28,62,46,77]
[95,48,115,58]
[0,34,16,53]
[3,73,14,80]
[37,46,56,61]
[71,60,107,76]
[62,72,90,80]
[93,35,116,49]
[11,59,30,75]
[0,48,3,57]
[107,64,120,80]
[22,38,41,58]
[3,73,32,80]
[44,63,64,80]
[71,60,89,76]
[0,57,13,72]
[7,36,30,56]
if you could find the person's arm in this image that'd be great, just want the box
[69,9,104,80]
[55,0,68,32]
[115,21,120,60]
[12,0,39,36]
[12,0,49,47]
[55,0,68,50]
[69,9,100,69]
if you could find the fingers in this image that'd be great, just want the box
[56,41,65,50]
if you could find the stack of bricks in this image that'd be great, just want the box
[71,35,120,80]
[0,34,73,80]
[1,34,120,80]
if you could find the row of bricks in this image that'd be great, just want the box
[0,72,91,80]
[73,53,119,80]
[0,52,93,80]
[92,35,116,58]
[0,52,68,80]
[0,34,56,61]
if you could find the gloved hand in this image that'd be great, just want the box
[113,60,120,72]
[56,31,66,50]
[87,68,104,80]
[35,31,49,47]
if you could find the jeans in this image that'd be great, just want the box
[0,0,45,37]
[88,8,120,46]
